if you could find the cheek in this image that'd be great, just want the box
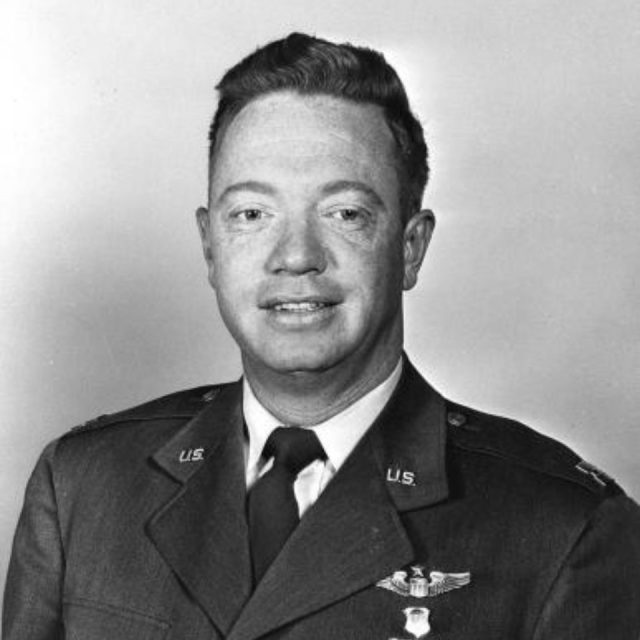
[210,263,255,317]
[346,250,404,313]
[356,236,404,284]
[211,238,258,283]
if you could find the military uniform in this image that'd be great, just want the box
[4,358,640,639]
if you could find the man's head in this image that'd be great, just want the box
[197,33,434,390]
[208,32,429,223]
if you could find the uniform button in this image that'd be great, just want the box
[447,411,467,427]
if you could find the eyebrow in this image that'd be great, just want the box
[216,181,278,203]
[215,179,386,208]
[319,180,386,209]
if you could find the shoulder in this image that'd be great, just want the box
[40,381,238,486]
[46,382,236,463]
[63,383,229,437]
[443,400,624,501]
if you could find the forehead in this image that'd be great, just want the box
[209,92,400,199]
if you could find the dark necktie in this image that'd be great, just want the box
[248,426,326,583]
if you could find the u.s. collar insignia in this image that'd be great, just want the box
[178,447,204,463]
[377,565,471,598]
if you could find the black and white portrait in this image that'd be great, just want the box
[2,2,639,637]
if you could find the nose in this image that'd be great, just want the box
[266,216,328,275]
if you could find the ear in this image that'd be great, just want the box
[196,206,216,288]
[402,209,435,291]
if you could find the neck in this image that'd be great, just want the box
[243,346,403,426]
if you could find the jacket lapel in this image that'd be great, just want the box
[229,358,449,640]
[146,382,252,636]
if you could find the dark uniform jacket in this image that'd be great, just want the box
[4,359,640,639]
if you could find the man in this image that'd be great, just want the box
[4,32,640,640]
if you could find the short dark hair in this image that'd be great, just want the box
[208,32,429,220]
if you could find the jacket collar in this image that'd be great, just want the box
[147,382,252,635]
[147,356,449,640]
[369,354,449,512]
[150,383,239,484]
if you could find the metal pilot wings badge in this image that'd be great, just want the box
[376,565,471,598]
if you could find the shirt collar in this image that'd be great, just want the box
[243,358,403,475]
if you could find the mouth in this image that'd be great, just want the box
[271,301,333,313]
[259,296,340,326]
[261,294,340,310]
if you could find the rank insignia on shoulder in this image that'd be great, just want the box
[201,389,218,402]
[576,460,614,488]
[70,414,109,433]
[377,565,471,598]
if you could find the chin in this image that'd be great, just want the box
[250,341,346,375]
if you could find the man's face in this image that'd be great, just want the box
[198,92,431,378]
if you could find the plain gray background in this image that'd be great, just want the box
[1,0,639,590]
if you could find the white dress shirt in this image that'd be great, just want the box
[243,359,403,517]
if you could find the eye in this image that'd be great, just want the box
[235,208,264,222]
[337,208,361,222]
[328,207,368,223]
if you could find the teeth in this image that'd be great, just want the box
[274,302,326,312]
